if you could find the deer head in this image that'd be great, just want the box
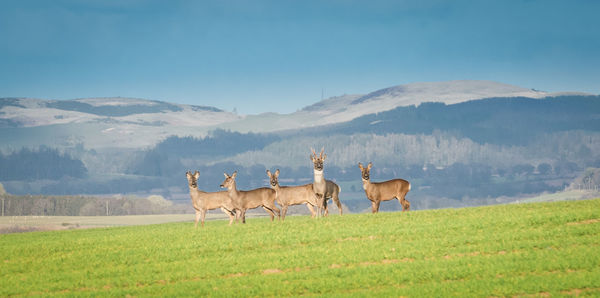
[358,162,373,181]
[186,170,200,188]
[310,147,327,171]
[220,171,237,189]
[266,169,280,187]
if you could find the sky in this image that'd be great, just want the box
[1,0,599,114]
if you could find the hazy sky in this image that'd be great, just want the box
[1,0,599,114]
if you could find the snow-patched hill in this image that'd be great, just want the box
[0,97,241,148]
[0,97,239,128]
[217,80,588,132]
[0,80,589,148]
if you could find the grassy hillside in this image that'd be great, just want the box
[1,199,599,296]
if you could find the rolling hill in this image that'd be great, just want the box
[1,80,588,149]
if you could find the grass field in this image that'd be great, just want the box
[1,199,599,296]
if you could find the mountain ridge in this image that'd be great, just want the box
[0,80,594,149]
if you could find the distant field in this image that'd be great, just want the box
[1,199,599,296]
[515,189,600,203]
[0,214,197,233]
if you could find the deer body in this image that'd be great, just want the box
[267,169,318,220]
[359,162,411,213]
[322,179,342,216]
[186,171,237,228]
[311,148,343,216]
[220,171,280,223]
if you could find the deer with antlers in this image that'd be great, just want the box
[266,169,319,220]
[310,148,343,216]
[220,171,280,223]
[186,170,238,228]
[358,162,411,213]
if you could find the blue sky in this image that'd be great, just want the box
[1,0,599,114]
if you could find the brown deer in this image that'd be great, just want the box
[220,171,280,223]
[266,169,319,220]
[186,170,237,228]
[310,148,343,216]
[358,162,411,213]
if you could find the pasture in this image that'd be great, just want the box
[1,199,599,296]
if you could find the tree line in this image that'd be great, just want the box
[0,147,87,180]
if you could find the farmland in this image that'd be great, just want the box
[1,199,599,296]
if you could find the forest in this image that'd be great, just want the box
[0,147,87,180]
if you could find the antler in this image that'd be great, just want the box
[320,147,324,159]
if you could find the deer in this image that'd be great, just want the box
[310,148,343,216]
[266,169,319,220]
[220,171,280,223]
[358,162,411,213]
[186,170,238,228]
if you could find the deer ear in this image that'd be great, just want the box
[275,169,280,176]
[194,171,200,179]
[322,153,327,160]
[358,162,363,170]
[232,171,237,178]
[223,172,229,178]
[367,162,372,170]
[266,170,271,177]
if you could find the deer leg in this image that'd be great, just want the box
[333,195,343,215]
[397,193,410,211]
[305,203,316,218]
[281,205,289,221]
[233,209,241,223]
[371,201,380,213]
[401,197,410,211]
[194,210,201,228]
[268,203,281,220]
[315,194,324,218]
[241,209,247,224]
[262,206,275,221]
[323,198,329,217]
[200,209,207,227]
[221,207,234,225]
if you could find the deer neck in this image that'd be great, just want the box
[188,185,199,196]
[313,169,325,183]
[361,178,371,191]
[188,185,202,209]
[227,181,240,198]
[272,183,281,198]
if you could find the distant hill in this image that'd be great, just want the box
[0,97,233,128]
[0,80,591,149]
[197,80,591,133]
[0,97,241,149]
[303,95,600,145]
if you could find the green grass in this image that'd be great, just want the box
[1,199,599,296]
